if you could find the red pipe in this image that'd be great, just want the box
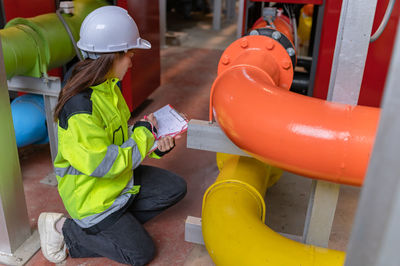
[209,35,380,186]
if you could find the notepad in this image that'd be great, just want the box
[150,104,188,152]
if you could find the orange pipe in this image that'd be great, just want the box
[252,15,294,43]
[209,35,380,186]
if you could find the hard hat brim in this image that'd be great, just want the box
[137,38,151,49]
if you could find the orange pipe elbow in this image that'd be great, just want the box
[210,35,380,186]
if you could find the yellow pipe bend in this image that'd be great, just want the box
[202,154,345,265]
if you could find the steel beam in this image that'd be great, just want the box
[303,0,378,247]
[345,15,400,266]
[187,119,249,157]
[8,76,60,186]
[0,36,39,265]
[43,95,58,162]
[159,0,166,48]
[236,0,245,38]
[307,4,324,97]
[327,0,378,104]
[212,0,222,30]
[7,76,61,97]
[7,75,61,162]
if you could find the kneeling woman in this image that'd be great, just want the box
[38,6,186,265]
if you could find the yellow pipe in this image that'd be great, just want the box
[202,154,345,265]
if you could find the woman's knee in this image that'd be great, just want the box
[137,166,187,204]
[126,237,156,266]
[169,174,187,202]
[177,176,187,198]
[154,168,187,200]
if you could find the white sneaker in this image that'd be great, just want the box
[38,212,67,263]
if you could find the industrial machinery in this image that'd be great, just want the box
[190,0,400,264]
[1,0,399,264]
[239,0,399,107]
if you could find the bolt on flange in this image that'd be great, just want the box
[266,39,275,50]
[240,39,249,48]
[272,31,281,40]
[281,60,291,70]
[222,55,230,65]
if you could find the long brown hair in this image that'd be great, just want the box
[53,53,122,121]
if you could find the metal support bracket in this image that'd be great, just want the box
[303,180,340,247]
[159,0,166,48]
[212,0,222,30]
[7,75,60,185]
[186,119,306,244]
[187,119,249,157]
[304,0,378,248]
[345,12,400,266]
[213,0,237,31]
[0,231,40,266]
[8,75,61,97]
[0,37,41,263]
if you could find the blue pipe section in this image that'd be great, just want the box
[11,94,48,147]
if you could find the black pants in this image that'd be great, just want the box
[62,165,187,265]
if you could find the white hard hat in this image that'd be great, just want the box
[77,6,151,59]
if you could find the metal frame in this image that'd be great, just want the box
[345,15,400,266]
[226,0,236,22]
[7,76,60,187]
[236,0,246,38]
[327,0,378,105]
[307,3,324,97]
[187,0,380,250]
[0,38,39,266]
[302,180,339,246]
[213,0,238,31]
[303,0,378,247]
[213,0,222,30]
[54,0,60,9]
[187,119,248,157]
[7,75,61,162]
[159,0,166,48]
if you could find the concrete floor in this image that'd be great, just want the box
[11,9,360,266]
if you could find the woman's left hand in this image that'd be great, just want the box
[157,136,175,152]
[143,113,158,131]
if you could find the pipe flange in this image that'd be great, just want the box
[216,35,294,90]
[249,28,296,68]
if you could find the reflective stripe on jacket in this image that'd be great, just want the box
[54,78,159,228]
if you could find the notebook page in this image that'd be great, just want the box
[149,105,188,152]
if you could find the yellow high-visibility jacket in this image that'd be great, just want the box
[54,78,159,228]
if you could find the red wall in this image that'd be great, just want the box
[358,0,400,107]
[122,0,161,111]
[311,0,343,100]
[3,0,55,21]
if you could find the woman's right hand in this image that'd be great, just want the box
[157,136,175,152]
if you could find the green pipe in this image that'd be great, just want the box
[0,0,108,79]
